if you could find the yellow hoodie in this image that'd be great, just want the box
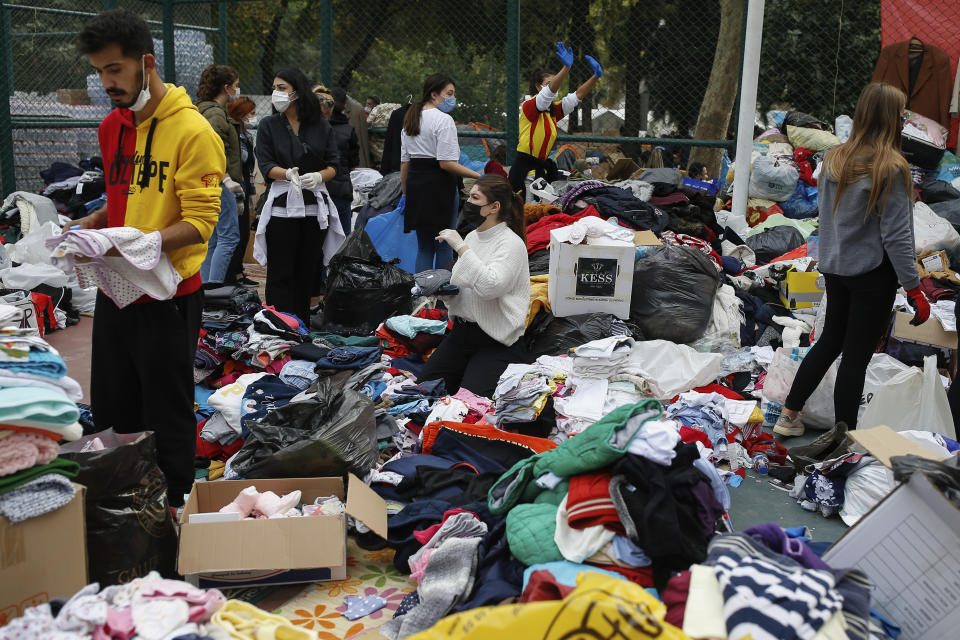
[100,84,225,293]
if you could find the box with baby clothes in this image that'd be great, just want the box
[178,475,387,589]
[0,484,87,622]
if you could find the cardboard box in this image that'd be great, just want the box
[547,230,635,320]
[605,158,641,182]
[178,475,386,589]
[632,230,663,247]
[0,484,87,624]
[56,89,90,105]
[778,270,825,309]
[891,311,958,350]
[824,427,957,640]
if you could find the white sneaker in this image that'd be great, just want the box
[773,412,805,437]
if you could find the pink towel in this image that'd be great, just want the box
[0,431,59,476]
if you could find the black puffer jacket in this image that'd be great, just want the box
[327,110,360,200]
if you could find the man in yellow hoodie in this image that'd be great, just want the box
[77,9,225,507]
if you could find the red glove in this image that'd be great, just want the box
[905,286,931,326]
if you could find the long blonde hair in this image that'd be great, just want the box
[825,82,913,217]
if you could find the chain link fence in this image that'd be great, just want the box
[5,0,952,197]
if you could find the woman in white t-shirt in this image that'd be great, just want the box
[400,73,481,272]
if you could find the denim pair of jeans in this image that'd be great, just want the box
[200,185,241,283]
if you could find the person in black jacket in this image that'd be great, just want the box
[226,95,258,286]
[254,67,340,324]
[381,102,410,175]
[328,87,360,235]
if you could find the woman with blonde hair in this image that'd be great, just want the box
[775,82,928,437]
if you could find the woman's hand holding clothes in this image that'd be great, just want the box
[436,228,466,253]
[905,286,931,326]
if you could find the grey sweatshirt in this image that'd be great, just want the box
[816,161,920,290]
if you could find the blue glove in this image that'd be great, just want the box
[555,42,574,68]
[585,55,603,78]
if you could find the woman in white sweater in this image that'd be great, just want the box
[418,175,531,396]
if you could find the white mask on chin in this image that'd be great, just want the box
[128,55,151,112]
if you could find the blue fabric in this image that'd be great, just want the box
[240,375,301,435]
[414,191,459,272]
[0,349,67,378]
[194,386,216,418]
[779,181,819,219]
[611,535,653,567]
[0,473,76,523]
[279,359,319,390]
[385,316,448,339]
[721,255,743,274]
[0,386,80,426]
[200,186,241,283]
[343,594,387,620]
[521,561,625,591]
[390,354,426,377]
[316,346,382,370]
[333,196,353,236]
[365,196,418,274]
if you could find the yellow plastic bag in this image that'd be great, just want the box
[408,573,691,640]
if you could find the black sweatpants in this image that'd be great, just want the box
[265,216,325,325]
[508,152,558,200]
[418,319,528,398]
[948,301,960,434]
[90,289,203,506]
[785,260,898,427]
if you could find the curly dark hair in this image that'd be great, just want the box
[77,9,154,58]
[197,64,238,102]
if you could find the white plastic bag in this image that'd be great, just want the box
[695,284,744,353]
[749,155,799,201]
[626,340,723,399]
[858,353,912,423]
[1,263,69,289]
[913,201,960,259]
[761,347,836,429]
[859,355,956,439]
[8,220,61,265]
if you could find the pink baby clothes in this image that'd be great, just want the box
[408,548,435,583]
[0,430,59,476]
[253,490,301,517]
[101,606,135,639]
[451,388,493,418]
[413,508,478,544]
[138,580,226,624]
[219,486,259,517]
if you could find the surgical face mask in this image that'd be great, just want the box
[227,84,239,102]
[462,201,488,226]
[128,56,151,112]
[437,96,456,113]
[272,89,293,112]
[364,105,372,114]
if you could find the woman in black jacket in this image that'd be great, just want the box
[254,67,341,324]
[327,87,360,235]
[226,96,258,286]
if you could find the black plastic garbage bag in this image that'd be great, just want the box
[922,179,960,205]
[891,454,960,507]
[230,378,378,479]
[60,430,178,586]
[638,168,683,196]
[522,311,640,357]
[745,225,805,264]
[630,245,720,344]
[780,111,831,133]
[323,229,414,334]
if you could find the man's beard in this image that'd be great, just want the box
[108,69,143,109]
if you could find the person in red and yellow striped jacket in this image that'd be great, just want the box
[508,42,603,200]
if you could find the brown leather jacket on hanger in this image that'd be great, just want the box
[872,39,953,129]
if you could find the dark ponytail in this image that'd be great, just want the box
[403,73,455,137]
[474,175,526,242]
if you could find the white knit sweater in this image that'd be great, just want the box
[447,222,530,346]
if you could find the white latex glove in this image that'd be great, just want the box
[223,177,244,194]
[284,167,301,189]
[300,172,323,190]
[435,229,466,253]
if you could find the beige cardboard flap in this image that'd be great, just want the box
[178,516,346,575]
[892,311,958,349]
[850,426,949,468]
[346,473,388,539]
[633,230,663,247]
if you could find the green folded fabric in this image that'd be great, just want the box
[0,458,80,495]
[310,332,381,347]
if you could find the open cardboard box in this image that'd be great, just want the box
[824,427,958,640]
[890,310,958,377]
[0,484,87,623]
[178,475,386,589]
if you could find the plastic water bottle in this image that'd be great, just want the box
[752,454,769,475]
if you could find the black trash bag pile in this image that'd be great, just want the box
[522,311,641,357]
[779,111,831,133]
[60,430,178,586]
[746,225,805,264]
[891,454,960,507]
[323,229,414,335]
[230,378,378,479]
[630,245,720,344]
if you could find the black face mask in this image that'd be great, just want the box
[462,201,487,226]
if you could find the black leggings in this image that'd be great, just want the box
[508,152,558,200]
[785,260,898,427]
[418,319,528,397]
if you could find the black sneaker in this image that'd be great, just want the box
[236,275,259,287]
[788,422,849,471]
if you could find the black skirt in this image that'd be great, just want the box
[404,158,457,233]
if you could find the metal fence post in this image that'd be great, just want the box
[505,0,519,166]
[218,0,228,65]
[732,0,765,219]
[320,0,332,87]
[162,0,176,84]
[0,5,16,196]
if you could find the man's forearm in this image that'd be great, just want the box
[159,220,204,253]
